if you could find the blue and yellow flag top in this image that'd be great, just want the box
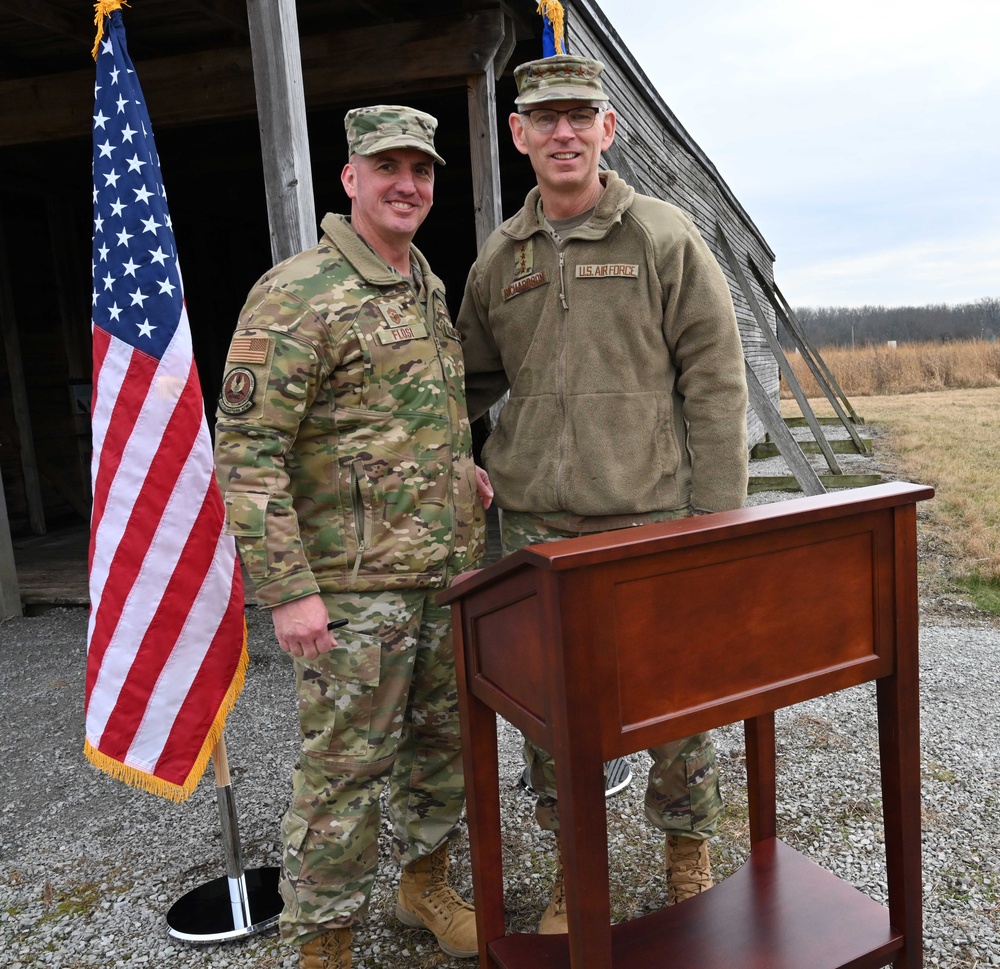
[537,1,565,56]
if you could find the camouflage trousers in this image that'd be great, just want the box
[278,589,466,944]
[502,510,723,839]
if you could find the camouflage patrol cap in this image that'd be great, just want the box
[344,104,446,166]
[513,53,608,106]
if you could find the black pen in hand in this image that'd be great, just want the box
[327,619,349,630]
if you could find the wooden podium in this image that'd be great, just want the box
[440,482,933,969]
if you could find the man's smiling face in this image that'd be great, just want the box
[509,100,616,203]
[341,148,435,251]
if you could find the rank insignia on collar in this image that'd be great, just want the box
[514,239,534,279]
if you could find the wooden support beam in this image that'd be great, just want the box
[766,264,862,424]
[748,255,868,449]
[467,66,503,249]
[246,0,316,264]
[0,461,22,619]
[784,416,859,427]
[47,198,92,515]
[494,12,517,80]
[751,438,872,459]
[748,474,881,494]
[466,29,507,427]
[0,416,92,522]
[744,360,826,497]
[716,223,842,477]
[0,209,45,534]
[0,11,508,147]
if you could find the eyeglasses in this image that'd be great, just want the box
[519,107,602,132]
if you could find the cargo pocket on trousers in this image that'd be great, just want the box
[682,738,721,833]
[301,630,382,761]
[280,809,310,888]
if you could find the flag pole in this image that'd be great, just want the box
[210,735,253,930]
[165,732,282,943]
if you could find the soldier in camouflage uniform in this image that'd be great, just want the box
[214,105,491,969]
[455,56,750,934]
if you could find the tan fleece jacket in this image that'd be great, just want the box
[455,171,748,517]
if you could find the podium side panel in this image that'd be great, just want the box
[460,569,551,744]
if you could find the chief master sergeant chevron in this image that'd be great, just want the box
[214,105,492,969]
[455,54,749,933]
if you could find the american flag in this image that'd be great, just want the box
[84,6,248,802]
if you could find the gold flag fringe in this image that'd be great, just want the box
[83,619,250,803]
[536,1,565,55]
[92,0,131,60]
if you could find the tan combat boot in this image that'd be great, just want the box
[396,842,478,958]
[299,927,352,969]
[666,834,713,904]
[537,846,568,934]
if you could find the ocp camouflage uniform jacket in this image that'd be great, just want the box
[214,213,485,608]
[456,170,749,518]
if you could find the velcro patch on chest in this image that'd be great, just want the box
[502,271,548,301]
[376,322,429,345]
[376,299,412,329]
[575,264,640,278]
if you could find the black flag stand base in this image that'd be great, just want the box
[166,735,282,943]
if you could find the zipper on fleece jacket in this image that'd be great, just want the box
[555,245,570,507]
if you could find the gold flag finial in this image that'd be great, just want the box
[92,0,130,60]
[536,1,565,55]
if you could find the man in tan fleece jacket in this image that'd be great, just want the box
[455,53,749,934]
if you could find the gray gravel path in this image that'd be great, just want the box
[2,425,998,968]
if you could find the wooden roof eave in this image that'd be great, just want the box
[0,9,508,148]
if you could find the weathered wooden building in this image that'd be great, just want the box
[0,0,786,610]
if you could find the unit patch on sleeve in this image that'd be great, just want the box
[575,264,640,278]
[218,367,257,415]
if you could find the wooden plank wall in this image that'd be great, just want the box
[572,2,778,448]
[0,192,91,534]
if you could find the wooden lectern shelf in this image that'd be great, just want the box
[490,840,901,969]
[440,482,933,969]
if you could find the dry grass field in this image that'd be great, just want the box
[782,338,1000,398]
[779,340,1000,611]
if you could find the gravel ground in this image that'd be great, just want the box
[2,423,998,968]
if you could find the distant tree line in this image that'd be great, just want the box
[782,297,1000,349]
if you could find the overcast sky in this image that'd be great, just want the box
[594,0,1000,308]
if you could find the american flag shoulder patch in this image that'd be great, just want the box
[228,335,271,365]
